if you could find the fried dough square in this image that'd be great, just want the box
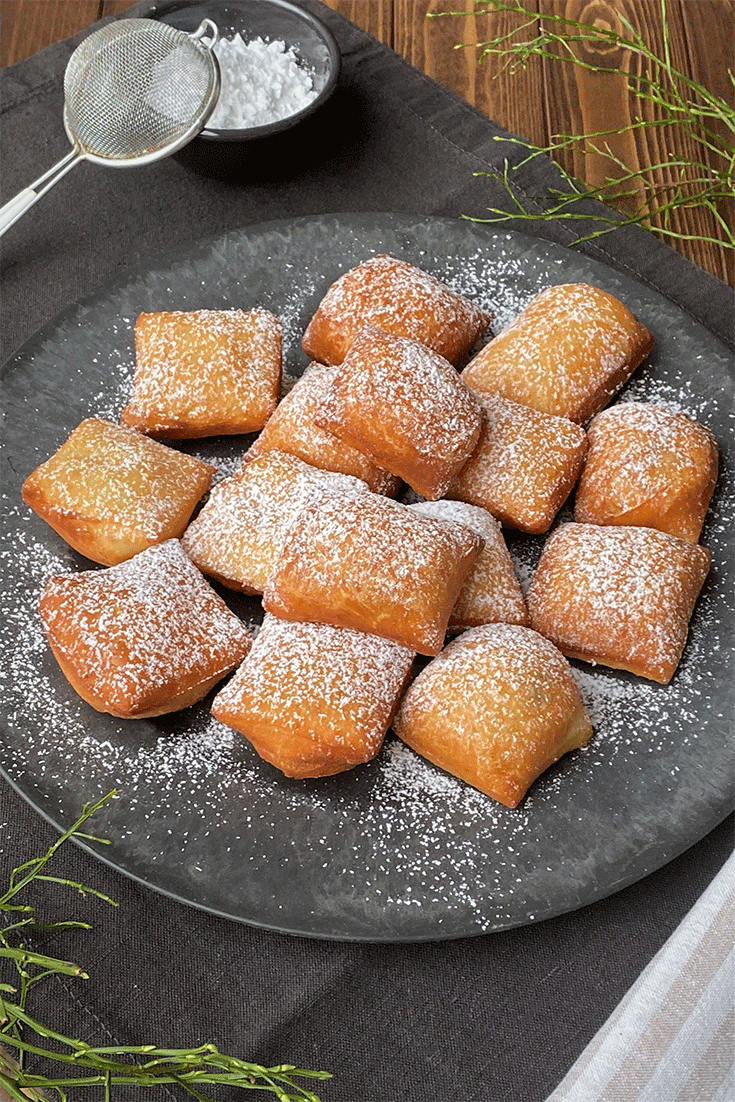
[121,308,281,438]
[461,283,653,423]
[246,362,400,495]
[526,523,711,684]
[301,253,489,366]
[263,491,483,655]
[447,393,587,534]
[574,402,719,543]
[314,325,484,500]
[393,623,592,808]
[409,500,528,631]
[181,450,368,594]
[39,540,252,719]
[21,417,215,566]
[211,614,415,779]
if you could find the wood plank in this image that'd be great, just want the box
[321,0,393,43]
[541,0,646,204]
[542,0,730,282]
[393,0,548,149]
[678,0,734,284]
[101,0,140,14]
[0,0,101,65]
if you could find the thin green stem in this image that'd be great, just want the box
[436,0,734,253]
[1,793,331,1099]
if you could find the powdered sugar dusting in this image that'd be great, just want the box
[264,491,482,653]
[182,450,369,593]
[247,362,399,495]
[213,614,415,772]
[462,282,653,423]
[23,418,214,546]
[317,325,483,493]
[409,499,528,628]
[122,308,281,435]
[302,253,490,366]
[527,523,712,683]
[575,402,718,541]
[39,540,251,715]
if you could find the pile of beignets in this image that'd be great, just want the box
[22,254,718,808]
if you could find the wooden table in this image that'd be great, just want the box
[2,0,733,285]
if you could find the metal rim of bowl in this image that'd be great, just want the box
[136,0,342,142]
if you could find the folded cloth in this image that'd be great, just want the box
[545,850,735,1102]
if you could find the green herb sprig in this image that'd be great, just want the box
[0,792,331,1101]
[436,0,734,249]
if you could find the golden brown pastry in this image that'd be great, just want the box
[314,325,484,500]
[574,402,719,543]
[301,253,489,366]
[392,623,593,808]
[263,491,483,655]
[246,362,400,495]
[39,539,252,719]
[21,417,215,566]
[121,308,282,438]
[526,522,711,684]
[409,500,528,630]
[447,392,587,534]
[181,450,368,594]
[211,614,415,779]
[461,283,653,423]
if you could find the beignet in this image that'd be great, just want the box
[181,450,368,594]
[574,402,719,543]
[211,614,415,779]
[121,308,281,438]
[409,500,528,630]
[461,283,653,423]
[21,417,215,566]
[301,253,489,366]
[39,539,252,719]
[447,392,587,533]
[314,325,484,500]
[526,522,711,684]
[246,362,400,495]
[392,623,593,808]
[263,491,483,655]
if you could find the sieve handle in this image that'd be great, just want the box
[0,150,82,238]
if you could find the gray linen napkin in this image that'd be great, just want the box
[545,851,734,1102]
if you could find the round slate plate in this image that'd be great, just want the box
[1,213,733,942]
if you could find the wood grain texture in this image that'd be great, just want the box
[678,0,735,284]
[395,0,548,148]
[542,0,733,281]
[323,0,392,41]
[0,0,101,64]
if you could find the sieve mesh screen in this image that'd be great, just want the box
[63,19,218,160]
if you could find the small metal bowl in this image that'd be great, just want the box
[136,0,341,177]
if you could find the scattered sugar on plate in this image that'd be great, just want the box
[207,35,318,130]
[3,219,733,938]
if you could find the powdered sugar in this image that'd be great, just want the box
[316,325,483,496]
[39,540,251,715]
[182,450,368,593]
[302,254,490,366]
[207,35,318,130]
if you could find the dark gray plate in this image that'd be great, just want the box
[1,213,733,942]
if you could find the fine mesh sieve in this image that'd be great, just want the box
[0,18,220,238]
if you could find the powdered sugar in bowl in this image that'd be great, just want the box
[137,0,341,174]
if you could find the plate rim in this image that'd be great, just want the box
[2,211,733,942]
